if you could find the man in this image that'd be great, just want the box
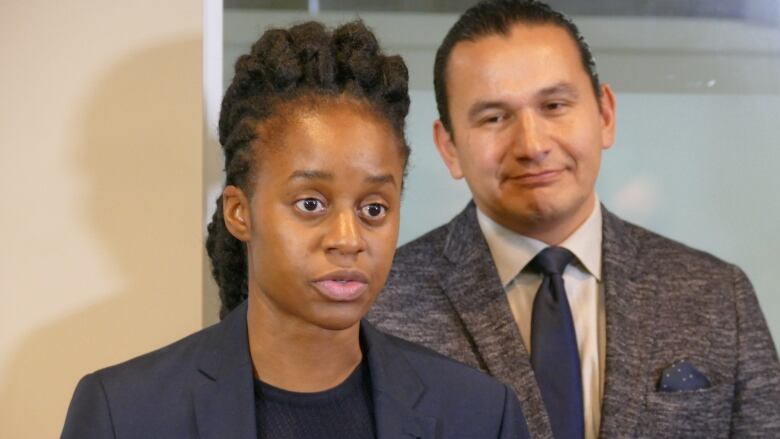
[369,1,780,438]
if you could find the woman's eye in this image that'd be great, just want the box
[360,203,387,219]
[295,198,325,213]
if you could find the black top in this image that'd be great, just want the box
[254,359,376,439]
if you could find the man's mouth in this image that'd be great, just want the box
[507,169,564,186]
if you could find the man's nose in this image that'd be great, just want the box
[323,208,366,257]
[510,110,549,162]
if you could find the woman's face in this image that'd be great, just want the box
[225,99,405,332]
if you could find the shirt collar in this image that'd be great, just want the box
[476,196,603,287]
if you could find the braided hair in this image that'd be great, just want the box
[206,21,410,319]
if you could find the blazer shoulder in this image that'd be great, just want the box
[372,222,454,324]
[76,321,223,409]
[99,322,217,380]
[62,323,222,438]
[384,332,509,397]
[381,332,530,438]
[376,222,452,309]
[392,222,450,270]
[61,371,115,438]
[615,215,740,273]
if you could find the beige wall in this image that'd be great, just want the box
[0,1,204,437]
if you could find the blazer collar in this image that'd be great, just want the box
[192,300,256,439]
[597,206,651,438]
[361,321,438,438]
[190,301,435,439]
[441,202,554,438]
[439,202,654,438]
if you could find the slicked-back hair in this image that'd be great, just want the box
[207,21,410,318]
[434,0,601,132]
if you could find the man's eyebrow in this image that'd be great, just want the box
[467,101,507,120]
[365,174,397,187]
[288,170,334,181]
[467,83,581,120]
[538,82,579,98]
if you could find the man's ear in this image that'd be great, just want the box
[222,185,251,242]
[599,83,617,150]
[433,119,464,179]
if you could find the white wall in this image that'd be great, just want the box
[0,1,203,437]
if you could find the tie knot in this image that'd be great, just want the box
[529,246,574,275]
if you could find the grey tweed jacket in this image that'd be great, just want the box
[369,202,780,438]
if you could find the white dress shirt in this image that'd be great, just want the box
[476,198,606,439]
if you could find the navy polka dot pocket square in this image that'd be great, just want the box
[658,360,711,392]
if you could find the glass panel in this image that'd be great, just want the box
[214,5,780,344]
[225,0,779,25]
[225,0,308,10]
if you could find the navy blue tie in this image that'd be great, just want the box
[529,247,584,439]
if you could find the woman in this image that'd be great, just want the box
[62,21,528,439]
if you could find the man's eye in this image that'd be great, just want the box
[295,198,325,213]
[482,114,505,124]
[360,203,387,219]
[544,102,567,112]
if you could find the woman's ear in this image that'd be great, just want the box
[222,185,252,242]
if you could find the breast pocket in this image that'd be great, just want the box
[639,383,733,438]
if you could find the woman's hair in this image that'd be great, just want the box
[206,20,411,319]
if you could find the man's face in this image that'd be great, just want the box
[435,23,616,243]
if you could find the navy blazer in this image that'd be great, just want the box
[61,301,529,439]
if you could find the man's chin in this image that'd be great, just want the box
[512,200,563,223]
[482,199,569,235]
[504,194,595,242]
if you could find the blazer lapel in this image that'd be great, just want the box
[440,203,553,439]
[598,207,652,438]
[192,301,256,439]
[362,321,438,439]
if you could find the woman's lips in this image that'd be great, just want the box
[313,280,367,301]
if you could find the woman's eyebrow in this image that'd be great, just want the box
[288,170,396,187]
[288,170,333,181]
[365,174,396,187]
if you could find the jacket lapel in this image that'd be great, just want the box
[597,207,651,438]
[439,203,553,439]
[192,301,256,439]
[435,203,652,437]
[362,321,438,439]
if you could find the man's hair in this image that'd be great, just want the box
[207,20,410,318]
[434,0,601,132]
